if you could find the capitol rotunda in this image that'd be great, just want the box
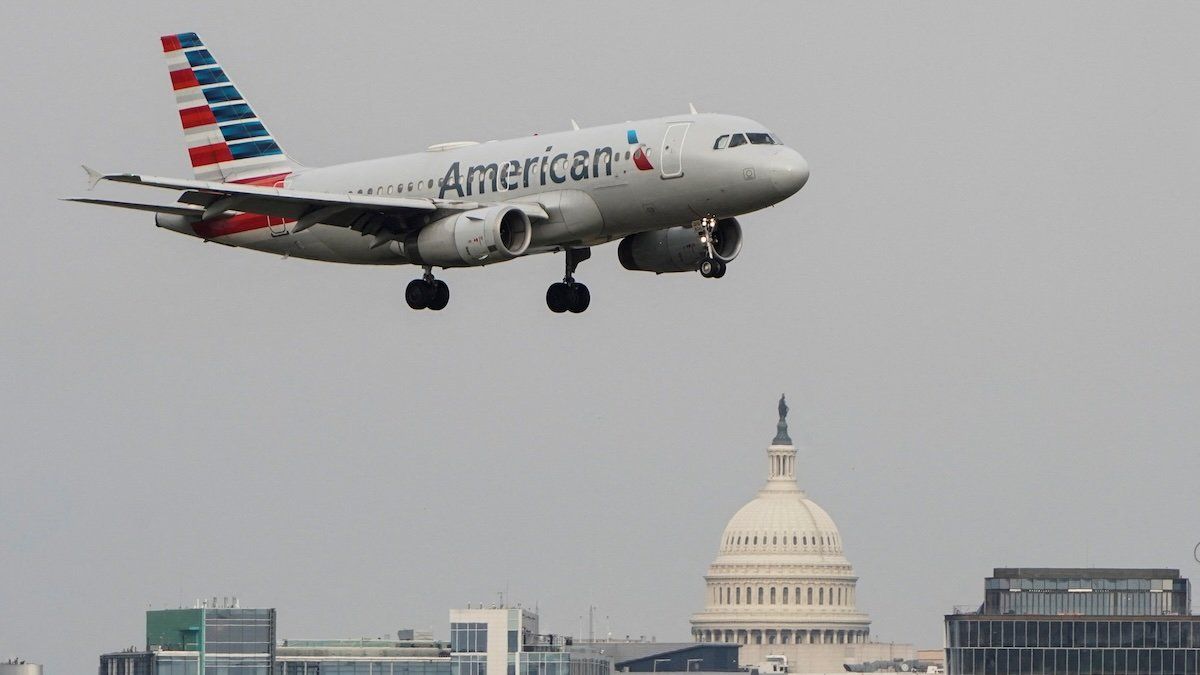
[689,397,912,673]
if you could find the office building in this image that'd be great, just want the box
[449,607,610,675]
[573,641,738,673]
[944,568,1200,674]
[100,600,274,675]
[276,635,450,675]
[1,660,42,675]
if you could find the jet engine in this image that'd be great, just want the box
[403,205,532,266]
[617,218,743,273]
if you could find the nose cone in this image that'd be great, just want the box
[768,148,810,199]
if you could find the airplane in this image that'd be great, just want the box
[70,32,809,313]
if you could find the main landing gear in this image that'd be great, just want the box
[696,217,727,279]
[406,266,450,311]
[546,247,591,314]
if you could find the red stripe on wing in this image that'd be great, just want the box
[161,35,182,52]
[229,172,292,186]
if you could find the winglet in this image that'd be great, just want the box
[688,102,698,115]
[82,165,104,191]
[570,119,580,131]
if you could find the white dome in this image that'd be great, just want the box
[718,490,845,556]
[691,399,872,661]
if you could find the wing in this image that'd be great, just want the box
[69,170,549,236]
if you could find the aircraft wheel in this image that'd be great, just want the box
[546,282,572,313]
[699,258,717,278]
[568,283,590,313]
[406,279,430,310]
[712,259,727,278]
[428,280,450,311]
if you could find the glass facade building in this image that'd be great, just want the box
[945,569,1199,675]
[101,606,275,675]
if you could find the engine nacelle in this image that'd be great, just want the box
[617,218,743,273]
[404,205,532,266]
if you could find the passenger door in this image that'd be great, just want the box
[660,123,690,179]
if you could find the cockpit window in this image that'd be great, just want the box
[728,133,748,148]
[713,135,730,150]
[746,132,777,145]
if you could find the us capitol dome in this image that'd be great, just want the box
[690,396,912,673]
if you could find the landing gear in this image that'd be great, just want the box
[695,216,728,279]
[546,247,591,313]
[546,281,590,313]
[406,267,450,311]
[699,257,727,278]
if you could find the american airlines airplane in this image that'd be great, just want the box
[71,32,809,313]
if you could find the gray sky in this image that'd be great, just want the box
[2,2,1198,673]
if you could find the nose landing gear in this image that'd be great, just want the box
[406,266,450,311]
[696,216,727,279]
[546,247,591,313]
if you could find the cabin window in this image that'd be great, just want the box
[625,151,631,160]
[387,185,393,194]
[713,135,730,149]
[408,182,414,191]
[746,132,776,145]
[428,179,434,189]
[366,188,373,195]
[728,133,748,148]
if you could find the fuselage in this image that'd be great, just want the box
[176,113,809,265]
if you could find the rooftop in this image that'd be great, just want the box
[992,568,1181,580]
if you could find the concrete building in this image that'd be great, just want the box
[276,635,450,675]
[448,607,610,675]
[944,567,1200,674]
[1,660,43,675]
[572,642,738,673]
[689,397,914,674]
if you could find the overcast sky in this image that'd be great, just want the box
[2,2,1198,673]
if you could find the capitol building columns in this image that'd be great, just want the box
[689,396,914,673]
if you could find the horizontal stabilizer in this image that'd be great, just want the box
[82,165,103,190]
[63,198,204,217]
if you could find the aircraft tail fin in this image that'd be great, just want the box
[160,32,300,184]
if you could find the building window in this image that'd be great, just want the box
[808,587,813,604]
[758,587,764,604]
[819,588,824,605]
[770,587,776,604]
[736,588,741,604]
[451,622,488,652]
[783,587,789,604]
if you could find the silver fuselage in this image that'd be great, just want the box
[191,113,809,265]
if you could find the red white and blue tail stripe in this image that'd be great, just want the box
[161,32,297,184]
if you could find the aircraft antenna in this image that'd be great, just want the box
[688,102,698,115]
[570,119,580,131]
